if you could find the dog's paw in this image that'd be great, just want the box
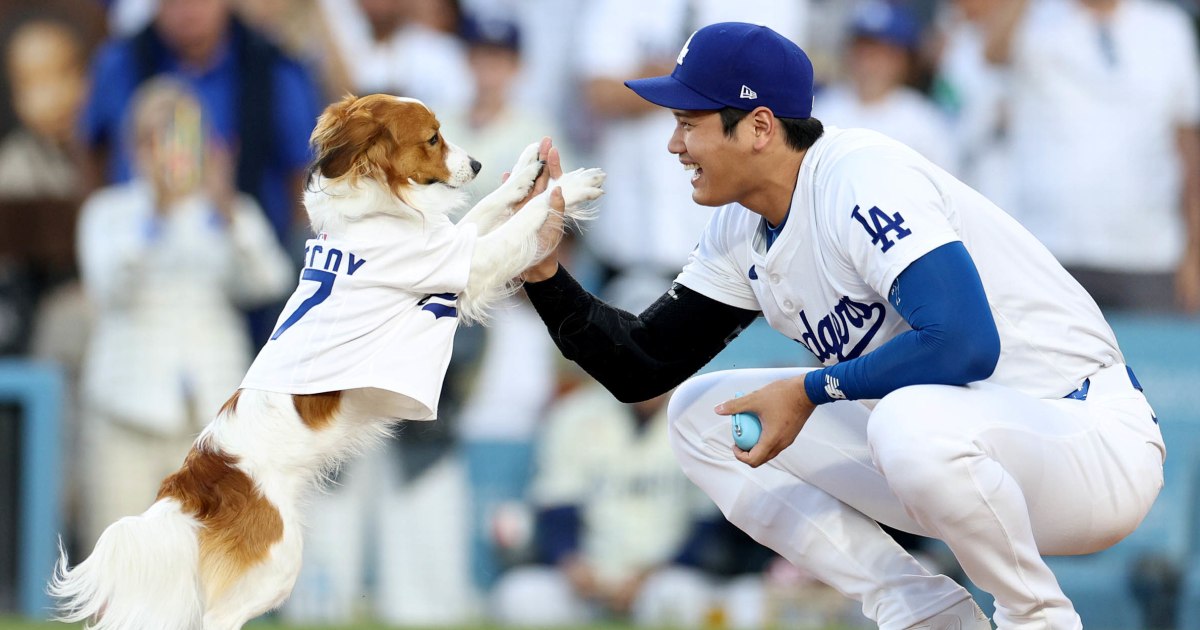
[497,142,544,204]
[553,168,605,216]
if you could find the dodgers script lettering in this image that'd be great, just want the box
[797,296,886,363]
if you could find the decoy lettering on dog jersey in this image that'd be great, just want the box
[304,243,367,276]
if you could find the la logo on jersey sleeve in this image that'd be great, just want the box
[851,205,912,252]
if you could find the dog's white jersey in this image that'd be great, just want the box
[242,213,476,419]
[677,126,1121,399]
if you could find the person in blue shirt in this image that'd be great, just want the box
[79,0,322,345]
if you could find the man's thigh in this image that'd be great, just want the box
[668,368,922,533]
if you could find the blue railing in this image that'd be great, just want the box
[0,359,63,617]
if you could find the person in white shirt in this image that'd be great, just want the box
[438,14,568,595]
[813,1,959,174]
[932,0,1017,212]
[984,0,1200,312]
[518,22,1164,630]
[76,78,293,548]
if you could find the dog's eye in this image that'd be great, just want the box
[428,133,439,146]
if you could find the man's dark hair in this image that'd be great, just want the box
[718,107,823,151]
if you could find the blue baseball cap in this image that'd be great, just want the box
[459,14,521,52]
[624,22,815,119]
[851,1,921,51]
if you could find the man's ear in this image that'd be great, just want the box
[750,107,775,150]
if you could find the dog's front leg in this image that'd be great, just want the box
[458,168,605,324]
[458,142,543,233]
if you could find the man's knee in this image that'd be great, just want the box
[667,371,740,455]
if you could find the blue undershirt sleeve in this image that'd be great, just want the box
[803,241,1000,404]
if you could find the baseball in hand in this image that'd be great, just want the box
[730,391,761,450]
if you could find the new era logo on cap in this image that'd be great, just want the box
[624,22,814,119]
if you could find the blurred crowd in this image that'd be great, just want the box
[0,0,1198,627]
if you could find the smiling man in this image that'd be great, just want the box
[518,22,1164,630]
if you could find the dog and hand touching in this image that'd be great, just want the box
[49,93,604,630]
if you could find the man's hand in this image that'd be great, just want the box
[715,375,816,467]
[205,140,237,224]
[515,136,569,282]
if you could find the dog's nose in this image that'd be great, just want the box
[469,159,482,175]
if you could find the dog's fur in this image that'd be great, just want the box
[50,94,604,630]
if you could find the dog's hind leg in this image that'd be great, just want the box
[202,529,304,630]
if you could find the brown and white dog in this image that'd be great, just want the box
[50,94,604,630]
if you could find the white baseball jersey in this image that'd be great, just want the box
[241,214,477,420]
[677,127,1121,400]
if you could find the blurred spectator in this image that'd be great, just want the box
[489,384,726,627]
[75,78,293,548]
[78,0,322,345]
[813,0,959,173]
[79,0,321,244]
[0,18,86,200]
[984,0,1200,312]
[441,14,565,206]
[232,0,353,100]
[464,0,589,147]
[436,13,568,594]
[804,0,861,89]
[574,0,809,292]
[931,0,1017,211]
[0,13,93,356]
[0,0,104,283]
[454,291,561,593]
[317,0,472,112]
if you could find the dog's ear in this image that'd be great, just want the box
[308,94,385,181]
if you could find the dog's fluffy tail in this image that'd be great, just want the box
[50,500,203,630]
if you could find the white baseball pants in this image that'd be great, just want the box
[667,364,1164,630]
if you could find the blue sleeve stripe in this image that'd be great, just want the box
[806,242,1000,404]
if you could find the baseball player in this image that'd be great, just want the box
[519,22,1164,630]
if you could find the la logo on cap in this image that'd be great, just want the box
[677,31,695,65]
[740,85,758,100]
